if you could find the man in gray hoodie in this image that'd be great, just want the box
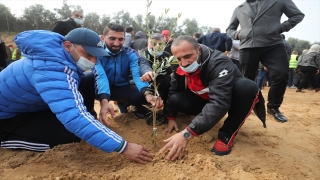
[226,0,304,123]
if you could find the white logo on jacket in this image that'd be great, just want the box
[219,69,228,77]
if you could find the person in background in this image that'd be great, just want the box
[160,35,262,160]
[161,30,173,55]
[193,32,201,40]
[287,51,299,89]
[130,31,148,51]
[139,33,172,125]
[0,36,7,71]
[197,28,232,55]
[0,28,154,164]
[226,0,304,123]
[124,27,134,47]
[296,44,320,93]
[52,10,84,36]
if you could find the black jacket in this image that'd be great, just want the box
[167,45,243,135]
[51,18,81,36]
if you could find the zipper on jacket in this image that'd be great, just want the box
[113,57,116,86]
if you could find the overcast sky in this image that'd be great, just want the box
[1,0,319,43]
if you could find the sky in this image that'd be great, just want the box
[1,0,319,43]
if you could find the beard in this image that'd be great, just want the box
[105,42,122,54]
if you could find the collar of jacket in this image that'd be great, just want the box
[240,0,277,23]
[104,46,123,56]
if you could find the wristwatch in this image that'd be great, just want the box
[181,129,192,140]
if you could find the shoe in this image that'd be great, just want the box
[286,86,290,89]
[146,113,166,126]
[211,139,232,156]
[133,106,152,119]
[296,89,305,93]
[315,88,320,92]
[267,108,287,122]
[290,85,297,89]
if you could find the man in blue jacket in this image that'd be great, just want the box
[93,23,163,126]
[0,28,154,164]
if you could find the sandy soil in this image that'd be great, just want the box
[1,87,319,180]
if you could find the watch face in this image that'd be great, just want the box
[183,132,190,139]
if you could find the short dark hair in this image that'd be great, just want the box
[103,23,125,36]
[193,32,201,38]
[172,35,199,51]
[125,27,133,33]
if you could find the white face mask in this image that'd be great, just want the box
[180,60,200,73]
[73,45,95,71]
[74,18,83,25]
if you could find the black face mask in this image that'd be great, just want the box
[246,0,256,2]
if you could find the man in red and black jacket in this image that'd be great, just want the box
[160,35,264,160]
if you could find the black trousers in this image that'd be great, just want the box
[240,43,289,109]
[0,72,94,151]
[297,66,318,90]
[167,78,259,145]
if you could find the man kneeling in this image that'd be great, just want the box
[160,35,261,160]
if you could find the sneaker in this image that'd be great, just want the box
[211,139,232,156]
[133,106,152,119]
[290,85,297,89]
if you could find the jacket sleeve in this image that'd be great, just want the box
[226,8,241,40]
[30,69,127,153]
[188,55,235,135]
[280,0,305,33]
[315,53,320,69]
[197,35,203,44]
[139,54,152,76]
[130,50,149,93]
[224,34,233,51]
[94,57,111,101]
[165,71,182,117]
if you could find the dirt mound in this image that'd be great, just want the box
[1,88,319,180]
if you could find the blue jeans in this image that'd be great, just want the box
[256,68,272,90]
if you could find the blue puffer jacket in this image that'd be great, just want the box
[94,46,149,101]
[0,30,126,153]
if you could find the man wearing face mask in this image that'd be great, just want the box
[0,28,154,165]
[139,33,172,125]
[52,10,84,36]
[159,35,264,160]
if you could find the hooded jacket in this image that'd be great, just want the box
[0,30,126,153]
[130,31,148,51]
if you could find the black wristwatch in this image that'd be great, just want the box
[181,129,192,140]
